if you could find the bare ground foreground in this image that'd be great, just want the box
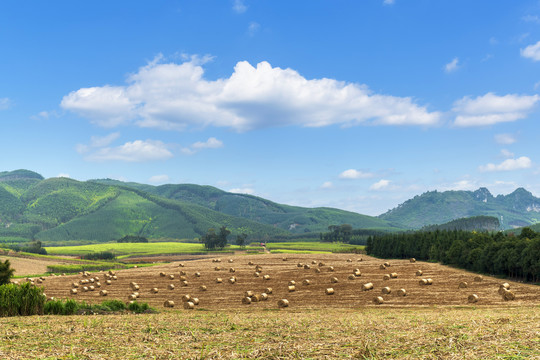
[1,253,539,359]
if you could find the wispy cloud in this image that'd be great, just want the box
[501,149,514,158]
[149,174,170,183]
[0,98,12,110]
[339,169,374,179]
[76,133,121,154]
[61,56,441,132]
[182,137,223,155]
[232,0,247,13]
[494,133,516,145]
[453,93,539,126]
[370,179,391,190]
[522,15,540,24]
[228,187,255,195]
[444,57,459,73]
[248,22,260,37]
[86,140,173,162]
[321,181,333,189]
[383,0,395,5]
[479,156,532,172]
[521,40,540,61]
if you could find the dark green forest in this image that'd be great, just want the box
[366,228,540,282]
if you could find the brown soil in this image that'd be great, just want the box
[40,253,540,309]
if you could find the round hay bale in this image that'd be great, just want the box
[216,278,223,283]
[179,276,187,281]
[128,294,137,300]
[373,296,384,305]
[254,272,260,277]
[357,258,363,262]
[325,288,335,295]
[199,285,207,291]
[164,300,174,308]
[216,258,222,263]
[261,293,268,301]
[72,282,79,288]
[459,282,468,289]
[108,270,115,276]
[474,275,483,282]
[179,263,185,267]
[214,267,221,272]
[347,259,352,262]
[419,279,428,285]
[95,282,101,288]
[416,270,423,276]
[426,278,433,285]
[99,290,108,296]
[112,276,118,280]
[83,286,89,292]
[278,299,289,308]
[89,278,95,283]
[228,259,234,263]
[36,279,43,284]
[194,272,201,277]
[288,280,296,286]
[89,286,95,291]
[182,294,191,302]
[263,275,271,280]
[502,289,515,301]
[255,265,263,272]
[303,279,311,285]
[181,281,189,287]
[245,290,254,297]
[390,273,398,279]
[312,260,317,264]
[328,266,335,272]
[318,262,325,267]
[383,274,391,281]
[380,264,387,270]
[169,274,175,280]
[252,294,262,302]
[303,264,311,270]
[362,282,374,291]
[248,261,254,266]
[180,271,187,276]
[410,258,416,263]
[282,257,288,261]
[288,285,296,292]
[242,296,252,305]
[132,284,140,291]
[133,292,140,298]
[229,268,236,273]
[330,277,339,283]
[160,272,166,277]
[151,287,159,294]
[397,288,407,297]
[498,283,510,295]
[228,277,236,284]
[468,294,479,303]
[382,287,391,294]
[106,280,112,285]
[192,297,200,305]
[297,263,304,268]
[348,274,356,280]
[384,262,390,267]
[315,268,322,274]
[265,287,273,294]
[70,289,78,295]
[168,284,175,290]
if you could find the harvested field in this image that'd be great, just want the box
[0,255,75,277]
[40,254,540,309]
[0,307,538,359]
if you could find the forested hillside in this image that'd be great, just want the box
[421,216,500,232]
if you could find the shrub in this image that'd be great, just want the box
[0,259,15,285]
[0,282,45,317]
[101,299,126,312]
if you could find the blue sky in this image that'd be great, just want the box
[1,0,540,216]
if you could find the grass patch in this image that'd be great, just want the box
[266,241,364,253]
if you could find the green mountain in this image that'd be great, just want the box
[0,170,400,244]
[379,187,540,230]
[421,215,500,232]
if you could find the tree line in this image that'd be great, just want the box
[366,228,540,282]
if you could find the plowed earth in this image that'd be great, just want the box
[40,254,540,309]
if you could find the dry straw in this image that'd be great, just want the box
[416,270,423,276]
[382,287,391,294]
[397,288,407,297]
[362,282,374,291]
[325,288,335,295]
[459,282,468,289]
[373,296,384,305]
[468,294,479,303]
[278,299,289,308]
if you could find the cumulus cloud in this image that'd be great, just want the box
[521,40,540,61]
[61,57,441,132]
[339,169,374,179]
[76,133,121,154]
[149,174,170,183]
[86,140,173,162]
[228,187,255,195]
[370,179,391,190]
[494,133,517,145]
[232,0,247,13]
[444,57,459,73]
[453,93,539,126]
[501,149,515,158]
[182,137,223,155]
[0,97,12,110]
[479,156,532,172]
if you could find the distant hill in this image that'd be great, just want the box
[379,187,540,230]
[421,216,500,232]
[0,170,401,244]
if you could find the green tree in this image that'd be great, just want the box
[236,233,247,248]
[0,259,15,285]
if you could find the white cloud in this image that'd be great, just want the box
[494,133,517,145]
[57,173,70,178]
[453,92,539,126]
[523,15,540,24]
[383,0,395,5]
[444,57,459,73]
[443,179,477,191]
[228,187,255,195]
[339,169,374,179]
[521,40,540,61]
[86,140,173,162]
[479,156,532,172]
[500,149,514,158]
[321,181,333,189]
[370,179,391,190]
[61,57,441,132]
[182,137,223,155]
[0,98,11,110]
[149,174,170,184]
[232,0,247,13]
[76,133,121,154]
[248,22,260,37]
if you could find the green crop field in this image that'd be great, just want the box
[266,241,364,253]
[44,242,246,258]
